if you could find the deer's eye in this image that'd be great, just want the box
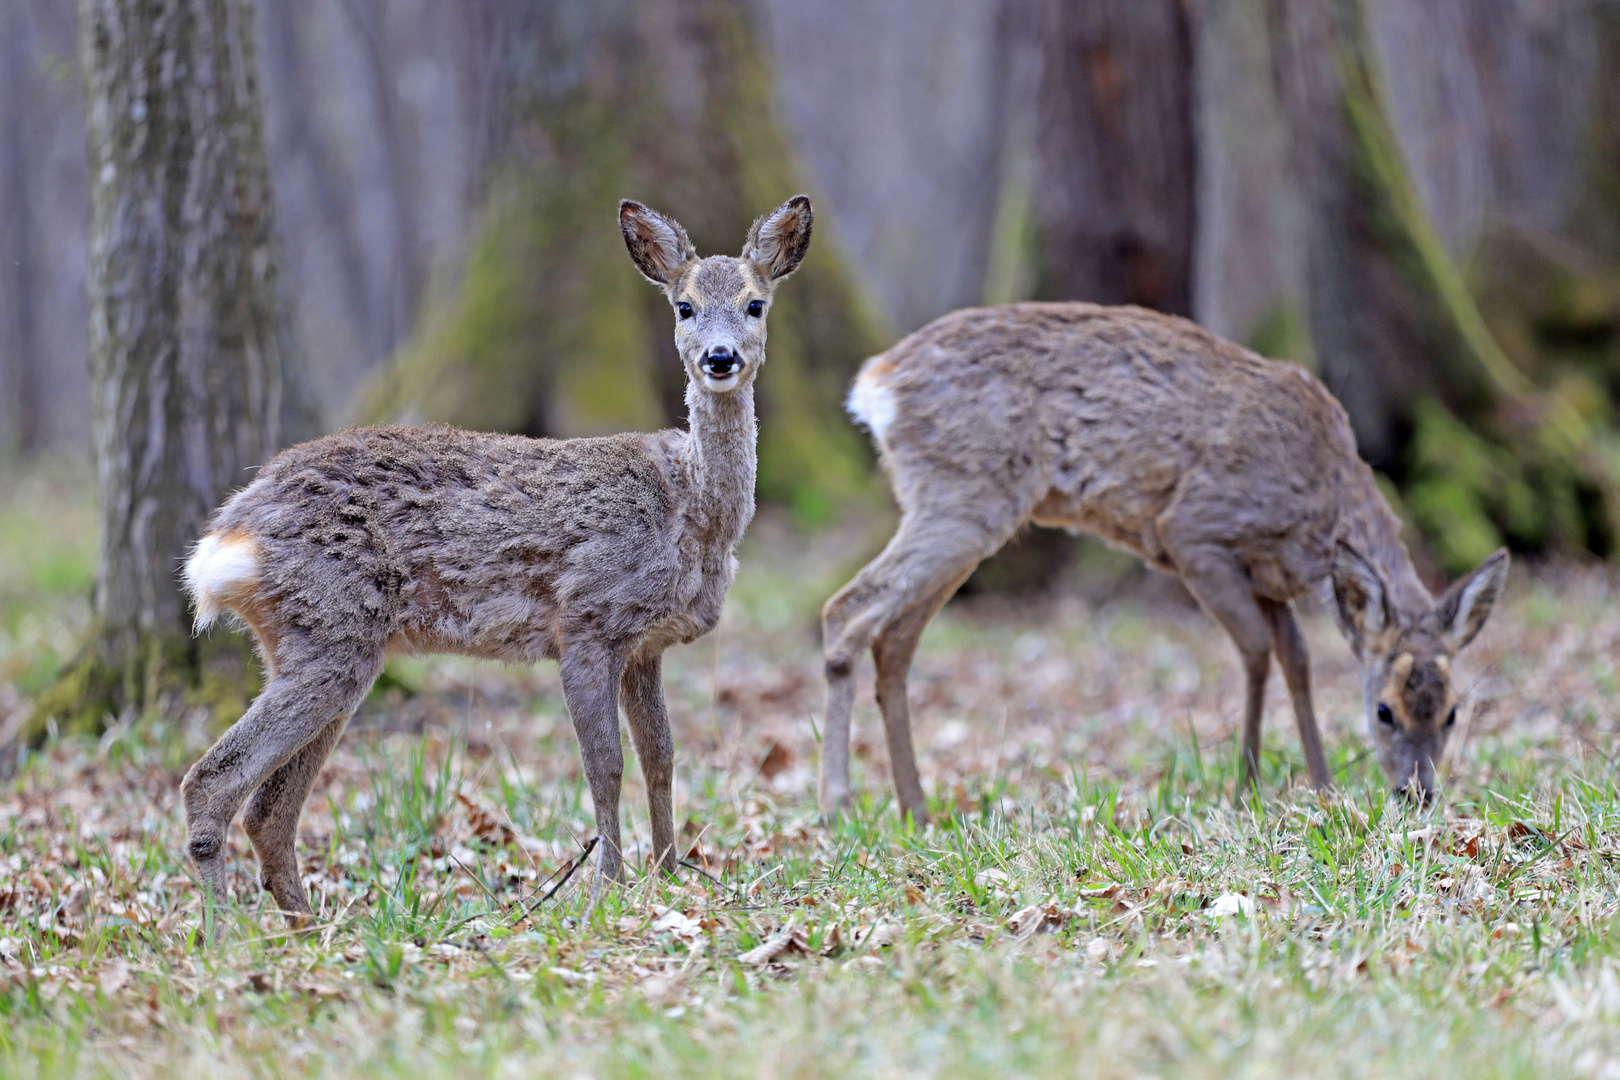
[1376,703,1396,727]
[677,302,694,320]
[746,299,764,318]
[1445,706,1457,729]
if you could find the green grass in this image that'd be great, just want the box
[3,465,1620,1078]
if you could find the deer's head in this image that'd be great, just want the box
[619,196,813,396]
[1331,543,1508,805]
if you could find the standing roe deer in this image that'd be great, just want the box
[821,303,1507,821]
[180,196,813,919]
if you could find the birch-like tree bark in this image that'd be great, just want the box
[31,0,300,737]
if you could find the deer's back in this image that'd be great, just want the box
[207,424,691,662]
[854,303,1366,598]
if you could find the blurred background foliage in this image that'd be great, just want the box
[5,0,1620,579]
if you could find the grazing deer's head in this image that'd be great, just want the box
[619,195,813,395]
[1332,543,1508,805]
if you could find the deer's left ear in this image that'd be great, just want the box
[1434,548,1509,652]
[743,195,813,281]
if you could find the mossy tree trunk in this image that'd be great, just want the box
[27,0,302,740]
[1274,0,1620,572]
[366,0,887,521]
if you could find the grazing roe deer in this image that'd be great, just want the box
[821,303,1507,820]
[180,196,814,918]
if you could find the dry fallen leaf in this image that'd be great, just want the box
[650,906,705,944]
[1208,892,1255,919]
[292,980,344,1001]
[739,918,800,965]
[1077,883,1124,901]
[756,740,793,779]
[1005,901,1067,938]
[548,967,591,986]
[97,959,130,996]
[456,792,517,848]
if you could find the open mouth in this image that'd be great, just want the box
[700,356,743,387]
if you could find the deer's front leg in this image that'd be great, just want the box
[560,643,628,884]
[1261,598,1333,791]
[622,653,677,875]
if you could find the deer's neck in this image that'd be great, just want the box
[1339,468,1434,620]
[681,381,757,556]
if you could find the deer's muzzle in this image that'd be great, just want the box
[700,348,741,377]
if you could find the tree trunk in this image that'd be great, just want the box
[28,0,296,739]
[1271,0,1620,570]
[0,4,49,455]
[1033,0,1198,315]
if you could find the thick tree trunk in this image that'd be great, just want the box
[29,0,295,738]
[1033,0,1198,315]
[1269,0,1443,469]
[1270,0,1620,569]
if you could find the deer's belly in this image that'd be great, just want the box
[1029,489,1177,571]
[389,564,564,663]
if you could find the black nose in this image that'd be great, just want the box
[701,348,738,376]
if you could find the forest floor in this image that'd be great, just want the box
[4,461,1620,1078]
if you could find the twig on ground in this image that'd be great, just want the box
[512,837,598,925]
[585,839,607,920]
[450,853,503,909]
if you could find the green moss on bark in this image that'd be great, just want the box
[22,621,259,745]
[1336,0,1620,572]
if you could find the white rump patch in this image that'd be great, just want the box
[183,533,261,630]
[846,363,897,448]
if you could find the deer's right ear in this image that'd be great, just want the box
[620,200,696,286]
[1331,541,1388,657]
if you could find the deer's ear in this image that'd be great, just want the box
[620,200,696,286]
[743,195,813,281]
[1331,542,1388,657]
[1434,548,1508,652]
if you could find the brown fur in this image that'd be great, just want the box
[821,303,1507,819]
[180,196,813,922]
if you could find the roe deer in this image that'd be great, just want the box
[821,303,1506,821]
[180,196,813,919]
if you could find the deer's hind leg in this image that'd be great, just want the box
[820,515,1009,818]
[1260,598,1333,791]
[872,569,975,825]
[242,711,350,923]
[182,655,382,909]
